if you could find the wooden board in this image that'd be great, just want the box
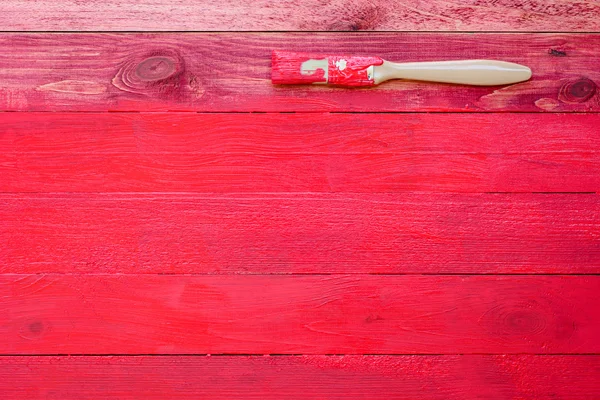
[0,34,598,112]
[1,275,598,354]
[2,0,600,397]
[3,193,599,274]
[2,355,599,399]
[1,0,599,32]
[7,113,599,155]
[2,113,599,193]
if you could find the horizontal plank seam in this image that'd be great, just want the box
[1,273,599,276]
[2,31,600,34]
[2,111,600,115]
[1,192,597,195]
[9,152,598,155]
[1,353,599,356]
[3,111,600,114]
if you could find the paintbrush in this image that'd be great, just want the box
[272,51,531,87]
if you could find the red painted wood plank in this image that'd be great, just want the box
[2,193,599,274]
[1,356,599,399]
[1,275,598,354]
[4,152,596,193]
[1,0,599,32]
[3,112,599,154]
[2,113,599,193]
[0,34,598,112]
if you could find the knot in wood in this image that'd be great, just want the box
[19,319,48,340]
[112,50,186,97]
[136,56,178,82]
[326,5,386,30]
[559,78,597,103]
[482,302,549,337]
[503,309,546,335]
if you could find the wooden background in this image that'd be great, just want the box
[1,1,599,398]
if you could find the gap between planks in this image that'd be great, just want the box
[1,353,600,356]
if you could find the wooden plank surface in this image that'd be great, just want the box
[0,34,598,112]
[3,0,599,397]
[6,113,599,155]
[2,113,599,193]
[1,0,599,32]
[3,193,599,274]
[1,275,598,354]
[2,355,599,399]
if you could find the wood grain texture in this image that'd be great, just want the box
[8,112,599,155]
[2,193,599,274]
[1,275,598,354]
[2,113,599,193]
[0,34,599,112]
[3,2,599,398]
[1,0,599,32]
[1,355,599,399]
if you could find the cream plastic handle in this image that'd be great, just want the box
[373,60,532,86]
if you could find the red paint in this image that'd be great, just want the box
[272,51,383,86]
[0,34,599,111]
[1,113,599,192]
[1,12,599,397]
[1,275,599,354]
[327,54,383,86]
[2,355,599,399]
[5,151,597,192]
[2,193,599,274]
[271,51,328,84]
[3,112,599,154]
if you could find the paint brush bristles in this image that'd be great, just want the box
[271,51,383,86]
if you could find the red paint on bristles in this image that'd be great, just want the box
[272,51,328,85]
[271,51,384,87]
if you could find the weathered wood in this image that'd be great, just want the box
[2,355,599,399]
[1,0,599,32]
[4,113,599,153]
[2,193,599,274]
[2,3,599,398]
[1,275,598,354]
[0,34,598,112]
[2,113,599,192]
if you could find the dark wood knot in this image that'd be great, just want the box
[364,314,384,323]
[548,49,567,57]
[327,5,386,30]
[503,309,546,335]
[19,320,48,340]
[482,302,548,337]
[481,299,575,343]
[559,78,597,103]
[113,49,188,98]
[136,56,178,82]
